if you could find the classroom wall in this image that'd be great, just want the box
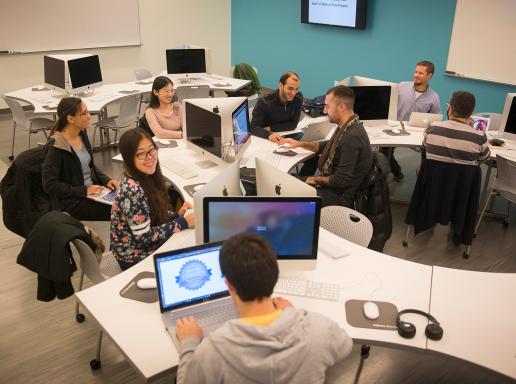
[0,0,231,109]
[231,0,516,114]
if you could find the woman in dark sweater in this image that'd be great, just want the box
[42,97,118,221]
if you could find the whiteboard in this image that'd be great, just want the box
[0,0,141,53]
[446,0,516,86]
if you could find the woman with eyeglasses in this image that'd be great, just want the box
[144,76,183,139]
[111,128,194,270]
[42,97,118,221]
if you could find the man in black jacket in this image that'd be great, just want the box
[280,86,373,208]
[250,72,303,143]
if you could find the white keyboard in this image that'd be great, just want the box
[187,303,238,328]
[274,277,340,301]
[163,161,199,179]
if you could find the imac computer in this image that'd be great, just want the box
[499,93,516,140]
[43,56,66,94]
[351,76,398,125]
[67,54,103,95]
[255,157,316,197]
[193,160,243,245]
[203,196,321,271]
[231,98,252,161]
[166,48,206,75]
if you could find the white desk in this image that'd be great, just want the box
[76,228,433,381]
[429,267,516,380]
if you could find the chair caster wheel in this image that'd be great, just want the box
[402,241,408,247]
[76,313,85,323]
[90,359,101,370]
[462,251,469,259]
[8,155,14,161]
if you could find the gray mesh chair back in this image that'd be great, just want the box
[3,96,53,160]
[320,206,373,247]
[494,155,516,203]
[71,239,121,370]
[175,85,210,103]
[134,68,152,80]
[115,94,141,126]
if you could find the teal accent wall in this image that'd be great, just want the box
[231,0,516,113]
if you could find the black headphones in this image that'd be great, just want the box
[396,309,443,341]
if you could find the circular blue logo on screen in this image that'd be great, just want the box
[176,260,212,291]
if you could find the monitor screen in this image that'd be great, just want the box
[153,242,228,312]
[185,101,222,159]
[166,49,206,74]
[232,99,251,154]
[44,56,66,90]
[203,197,321,260]
[301,0,367,29]
[350,85,391,120]
[503,97,516,135]
[67,55,103,90]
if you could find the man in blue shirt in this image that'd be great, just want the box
[384,61,441,181]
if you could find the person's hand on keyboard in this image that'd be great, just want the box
[184,212,195,228]
[106,179,119,189]
[87,185,104,196]
[272,297,293,310]
[176,316,204,341]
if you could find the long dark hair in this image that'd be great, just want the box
[148,76,174,108]
[49,97,83,137]
[119,128,170,226]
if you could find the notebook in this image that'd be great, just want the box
[87,186,117,205]
[153,242,238,351]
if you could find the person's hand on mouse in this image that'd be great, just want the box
[272,297,293,310]
[176,316,203,341]
[278,137,301,148]
[178,202,192,216]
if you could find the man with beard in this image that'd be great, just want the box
[383,61,441,181]
[279,85,373,207]
[250,71,303,143]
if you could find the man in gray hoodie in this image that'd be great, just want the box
[175,233,353,384]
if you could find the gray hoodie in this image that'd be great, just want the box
[177,307,353,384]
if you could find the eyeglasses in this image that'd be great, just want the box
[77,109,90,116]
[135,147,158,160]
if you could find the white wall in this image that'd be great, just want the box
[0,0,231,109]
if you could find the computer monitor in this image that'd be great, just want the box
[67,54,103,94]
[499,93,516,140]
[166,49,206,75]
[350,86,393,126]
[256,157,316,197]
[185,101,224,169]
[351,76,398,125]
[43,56,66,92]
[203,197,321,271]
[193,160,243,245]
[231,99,251,160]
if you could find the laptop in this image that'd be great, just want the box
[301,121,336,141]
[154,242,238,351]
[471,115,491,133]
[87,186,117,205]
[408,112,443,128]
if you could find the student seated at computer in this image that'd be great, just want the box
[144,76,183,139]
[250,71,303,143]
[175,233,352,384]
[111,128,194,270]
[280,85,373,208]
[42,97,118,221]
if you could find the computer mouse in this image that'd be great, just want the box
[136,277,157,290]
[275,146,293,154]
[490,138,505,147]
[158,139,170,145]
[391,128,401,134]
[363,301,380,320]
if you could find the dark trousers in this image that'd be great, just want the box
[380,147,401,176]
[67,198,112,221]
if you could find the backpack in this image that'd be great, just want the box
[230,63,261,97]
[302,95,326,118]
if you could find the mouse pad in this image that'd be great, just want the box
[119,271,158,303]
[345,299,398,330]
[156,141,178,149]
[273,149,297,156]
[184,183,207,197]
[382,129,410,136]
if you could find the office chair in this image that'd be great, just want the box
[467,155,516,256]
[133,68,152,113]
[320,206,373,247]
[71,239,121,370]
[320,206,373,384]
[175,85,210,103]
[3,96,54,161]
[93,94,141,149]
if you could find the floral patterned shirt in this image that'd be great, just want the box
[110,174,187,265]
